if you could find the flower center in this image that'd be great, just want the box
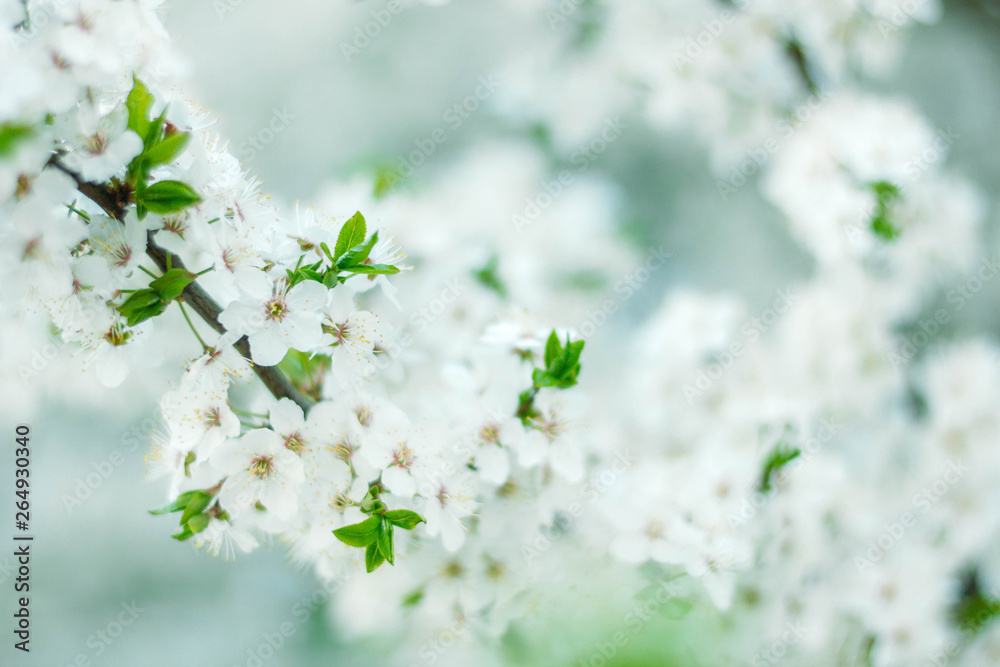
[203,407,222,428]
[265,298,287,321]
[354,406,373,427]
[283,432,305,454]
[249,455,275,479]
[479,422,500,444]
[103,324,130,346]
[331,438,355,462]
[391,443,415,470]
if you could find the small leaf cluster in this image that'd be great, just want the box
[869,180,901,242]
[124,76,201,219]
[758,442,802,493]
[472,253,507,298]
[150,487,218,541]
[117,267,196,326]
[517,330,585,423]
[331,486,425,573]
[286,211,400,288]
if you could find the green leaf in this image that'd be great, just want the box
[334,211,366,260]
[179,491,212,525]
[126,76,153,138]
[138,180,202,215]
[143,106,168,151]
[332,515,381,548]
[365,541,386,573]
[117,288,166,326]
[384,509,426,530]
[149,490,198,515]
[171,526,194,541]
[758,444,802,493]
[543,330,561,369]
[377,519,395,565]
[473,253,508,298]
[339,231,379,269]
[143,131,192,168]
[401,588,424,608]
[343,263,400,276]
[373,166,401,199]
[150,268,196,302]
[0,123,34,158]
[186,512,210,535]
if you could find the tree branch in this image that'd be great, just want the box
[48,156,315,414]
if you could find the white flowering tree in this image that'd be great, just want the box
[3,0,1000,665]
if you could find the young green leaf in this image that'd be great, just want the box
[332,515,381,548]
[179,491,212,525]
[334,211,366,260]
[343,263,400,276]
[544,330,561,369]
[384,509,426,530]
[150,268,196,302]
[0,123,34,158]
[377,519,395,565]
[138,180,202,214]
[758,444,802,493]
[143,131,192,168]
[338,231,379,269]
[186,512,210,535]
[117,288,166,326]
[149,490,198,515]
[126,76,153,137]
[365,542,386,573]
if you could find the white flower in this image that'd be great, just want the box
[219,279,327,366]
[321,288,386,377]
[211,429,305,520]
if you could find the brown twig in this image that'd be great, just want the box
[48,155,315,413]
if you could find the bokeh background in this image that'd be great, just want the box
[2,1,1000,665]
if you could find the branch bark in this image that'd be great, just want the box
[48,156,315,413]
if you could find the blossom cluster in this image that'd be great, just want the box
[3,1,999,666]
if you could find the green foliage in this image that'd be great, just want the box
[473,254,508,298]
[117,288,166,326]
[331,486,425,573]
[124,76,197,217]
[533,330,584,389]
[150,487,215,541]
[516,330,586,423]
[869,180,901,241]
[286,211,400,288]
[137,179,202,216]
[116,268,196,326]
[758,442,802,492]
[0,122,34,158]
